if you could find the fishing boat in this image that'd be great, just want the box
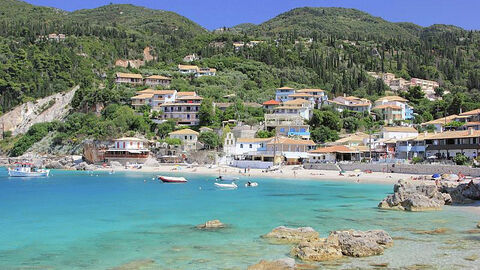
[8,163,50,177]
[214,182,237,188]
[158,176,188,183]
[216,175,239,181]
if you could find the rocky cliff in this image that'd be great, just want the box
[0,86,79,136]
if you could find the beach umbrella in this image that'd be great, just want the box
[432,173,441,179]
[354,169,362,172]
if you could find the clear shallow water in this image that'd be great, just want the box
[0,168,479,270]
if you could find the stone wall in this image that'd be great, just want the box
[304,162,480,176]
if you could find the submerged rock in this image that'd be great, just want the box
[110,259,155,270]
[291,229,393,261]
[291,235,343,261]
[196,219,225,229]
[378,180,450,211]
[247,258,295,270]
[262,226,319,244]
[411,228,450,235]
[477,222,480,229]
[331,229,393,257]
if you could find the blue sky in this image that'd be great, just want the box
[24,0,480,30]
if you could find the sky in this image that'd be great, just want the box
[24,0,480,30]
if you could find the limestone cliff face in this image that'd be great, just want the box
[0,86,79,136]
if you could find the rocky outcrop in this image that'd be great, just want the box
[378,180,451,211]
[477,222,480,229]
[262,226,319,244]
[0,86,79,136]
[75,162,96,171]
[247,258,295,270]
[196,220,225,229]
[331,230,393,257]
[143,157,160,167]
[440,181,480,204]
[291,229,393,262]
[291,235,343,261]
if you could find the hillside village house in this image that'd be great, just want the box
[169,129,200,151]
[144,75,172,87]
[273,105,311,121]
[104,137,150,165]
[196,68,217,77]
[275,87,295,102]
[115,72,143,85]
[373,96,413,123]
[330,96,372,113]
[183,54,199,62]
[410,78,439,90]
[295,89,328,107]
[178,64,216,77]
[275,124,310,139]
[223,132,236,155]
[160,93,203,126]
[382,126,418,140]
[131,89,176,110]
[308,145,362,163]
[234,138,272,155]
[262,99,281,112]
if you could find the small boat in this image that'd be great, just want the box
[216,176,239,181]
[8,163,50,177]
[159,176,188,183]
[245,182,258,187]
[214,182,237,188]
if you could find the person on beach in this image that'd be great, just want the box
[293,171,297,178]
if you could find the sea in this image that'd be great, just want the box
[0,168,479,269]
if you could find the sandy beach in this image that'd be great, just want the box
[99,164,426,185]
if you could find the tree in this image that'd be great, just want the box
[309,109,341,131]
[256,130,275,138]
[198,98,215,127]
[199,131,220,149]
[157,119,176,138]
[453,153,468,166]
[310,126,339,143]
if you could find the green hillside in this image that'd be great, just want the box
[247,7,419,41]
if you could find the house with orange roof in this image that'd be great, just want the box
[266,137,316,165]
[374,96,413,123]
[115,72,143,85]
[169,129,200,151]
[144,75,172,87]
[131,89,177,110]
[330,95,372,113]
[262,99,281,111]
[308,145,361,163]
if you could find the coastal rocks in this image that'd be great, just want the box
[262,226,319,244]
[75,162,96,171]
[441,181,480,204]
[291,230,393,261]
[110,161,123,168]
[143,157,160,168]
[247,258,295,270]
[291,235,343,261]
[378,180,450,211]
[45,160,65,169]
[331,230,393,257]
[477,222,480,229]
[196,219,225,229]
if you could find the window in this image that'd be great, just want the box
[280,128,285,132]
[240,144,243,148]
[300,128,306,132]
[190,136,193,140]
[185,136,187,140]
[249,144,252,148]
[290,128,295,132]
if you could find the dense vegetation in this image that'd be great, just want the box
[2,1,480,155]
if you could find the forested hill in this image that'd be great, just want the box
[242,7,418,41]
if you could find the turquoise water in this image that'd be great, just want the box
[0,168,479,269]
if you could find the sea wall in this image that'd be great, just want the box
[232,160,273,169]
[304,163,340,171]
[304,162,480,177]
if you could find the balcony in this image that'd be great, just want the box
[288,131,310,137]
[427,144,480,151]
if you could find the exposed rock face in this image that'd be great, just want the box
[291,235,343,261]
[196,219,225,229]
[75,162,96,171]
[378,180,451,211]
[290,229,393,262]
[440,181,480,204]
[0,86,78,136]
[247,258,295,270]
[477,222,480,229]
[331,230,393,257]
[262,226,319,244]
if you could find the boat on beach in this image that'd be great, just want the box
[158,176,188,183]
[214,182,238,188]
[8,163,50,177]
[216,176,239,181]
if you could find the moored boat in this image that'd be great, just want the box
[245,181,258,187]
[216,176,239,181]
[214,182,237,188]
[159,175,188,183]
[8,163,50,177]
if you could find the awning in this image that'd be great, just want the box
[283,152,309,159]
[128,150,142,154]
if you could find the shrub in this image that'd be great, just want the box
[453,153,469,166]
[412,157,423,164]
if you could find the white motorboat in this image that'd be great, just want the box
[8,163,50,177]
[245,182,258,187]
[214,182,237,188]
[216,176,239,181]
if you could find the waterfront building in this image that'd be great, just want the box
[308,145,361,163]
[104,137,150,165]
[275,124,310,140]
[266,137,316,165]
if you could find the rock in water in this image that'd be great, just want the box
[291,235,343,261]
[262,226,319,244]
[378,180,450,211]
[477,222,480,229]
[330,230,393,257]
[247,258,295,270]
[196,219,225,229]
